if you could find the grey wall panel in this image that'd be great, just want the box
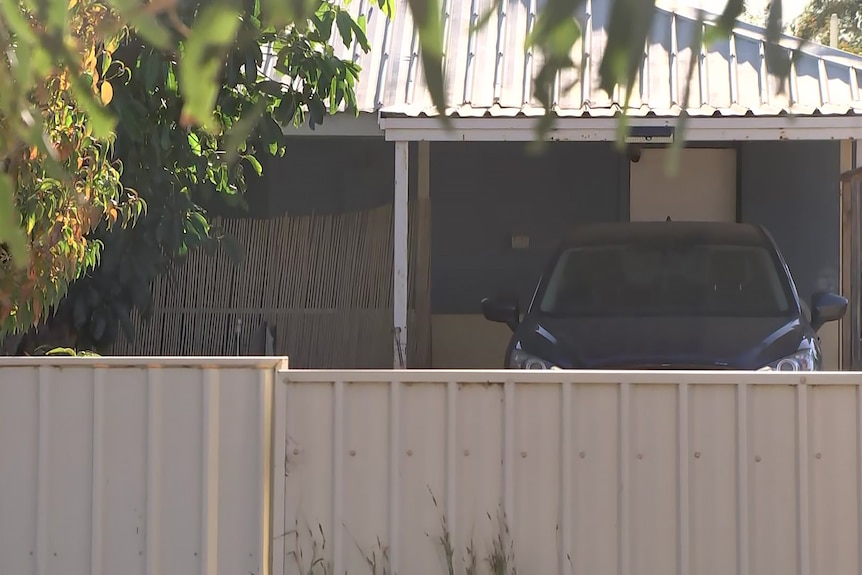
[739,141,841,303]
[249,138,399,216]
[429,142,626,314]
[249,140,628,315]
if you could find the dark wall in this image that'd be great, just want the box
[739,141,841,302]
[248,137,842,316]
[248,138,400,216]
[430,142,627,313]
[248,139,628,314]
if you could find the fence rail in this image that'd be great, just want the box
[276,370,862,575]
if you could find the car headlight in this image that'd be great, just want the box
[509,349,560,370]
[759,348,816,372]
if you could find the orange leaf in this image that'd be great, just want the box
[83,48,96,73]
[100,81,113,105]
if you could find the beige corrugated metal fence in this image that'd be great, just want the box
[276,370,862,575]
[6,363,862,575]
[0,357,285,575]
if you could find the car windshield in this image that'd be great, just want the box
[538,243,794,317]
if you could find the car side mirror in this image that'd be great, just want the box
[810,291,847,332]
[481,295,520,331]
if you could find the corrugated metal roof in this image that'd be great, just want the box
[274,0,862,118]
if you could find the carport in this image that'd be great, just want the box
[256,0,862,369]
[363,1,862,368]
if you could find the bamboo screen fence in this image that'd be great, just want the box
[110,202,432,368]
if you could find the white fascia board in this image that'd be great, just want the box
[380,116,862,142]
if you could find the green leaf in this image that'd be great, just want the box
[101,51,113,79]
[354,14,371,52]
[666,13,706,174]
[69,72,117,139]
[105,0,172,49]
[261,0,319,28]
[188,132,202,155]
[716,0,745,36]
[243,154,263,176]
[471,0,502,34]
[224,98,268,160]
[404,0,448,124]
[166,63,178,92]
[179,5,242,130]
[313,7,336,41]
[0,175,28,270]
[377,0,395,19]
[598,0,656,96]
[308,97,325,127]
[142,51,162,92]
[336,10,355,46]
[257,80,285,96]
[42,0,69,35]
[274,94,298,126]
[0,0,37,44]
[764,0,791,87]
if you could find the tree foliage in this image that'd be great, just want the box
[0,0,804,346]
[0,0,375,345]
[791,0,862,54]
[60,0,371,349]
[0,1,144,336]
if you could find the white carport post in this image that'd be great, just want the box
[393,141,409,368]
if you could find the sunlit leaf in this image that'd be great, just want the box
[179,5,242,129]
[667,13,706,176]
[404,0,448,123]
[100,80,114,105]
[223,98,268,160]
[598,0,656,95]
[70,71,117,139]
[188,132,202,155]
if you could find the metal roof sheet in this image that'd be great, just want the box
[270,0,862,118]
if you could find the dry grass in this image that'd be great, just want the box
[286,519,332,575]
[286,491,520,575]
[425,487,517,575]
[355,537,391,575]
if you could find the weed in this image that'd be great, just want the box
[354,537,390,575]
[427,487,455,575]
[427,486,517,575]
[286,519,331,575]
[486,510,516,575]
[464,539,479,575]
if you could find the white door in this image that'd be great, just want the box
[629,148,737,222]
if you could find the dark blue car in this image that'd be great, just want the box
[481,221,848,371]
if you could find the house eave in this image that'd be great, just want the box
[379,115,862,142]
